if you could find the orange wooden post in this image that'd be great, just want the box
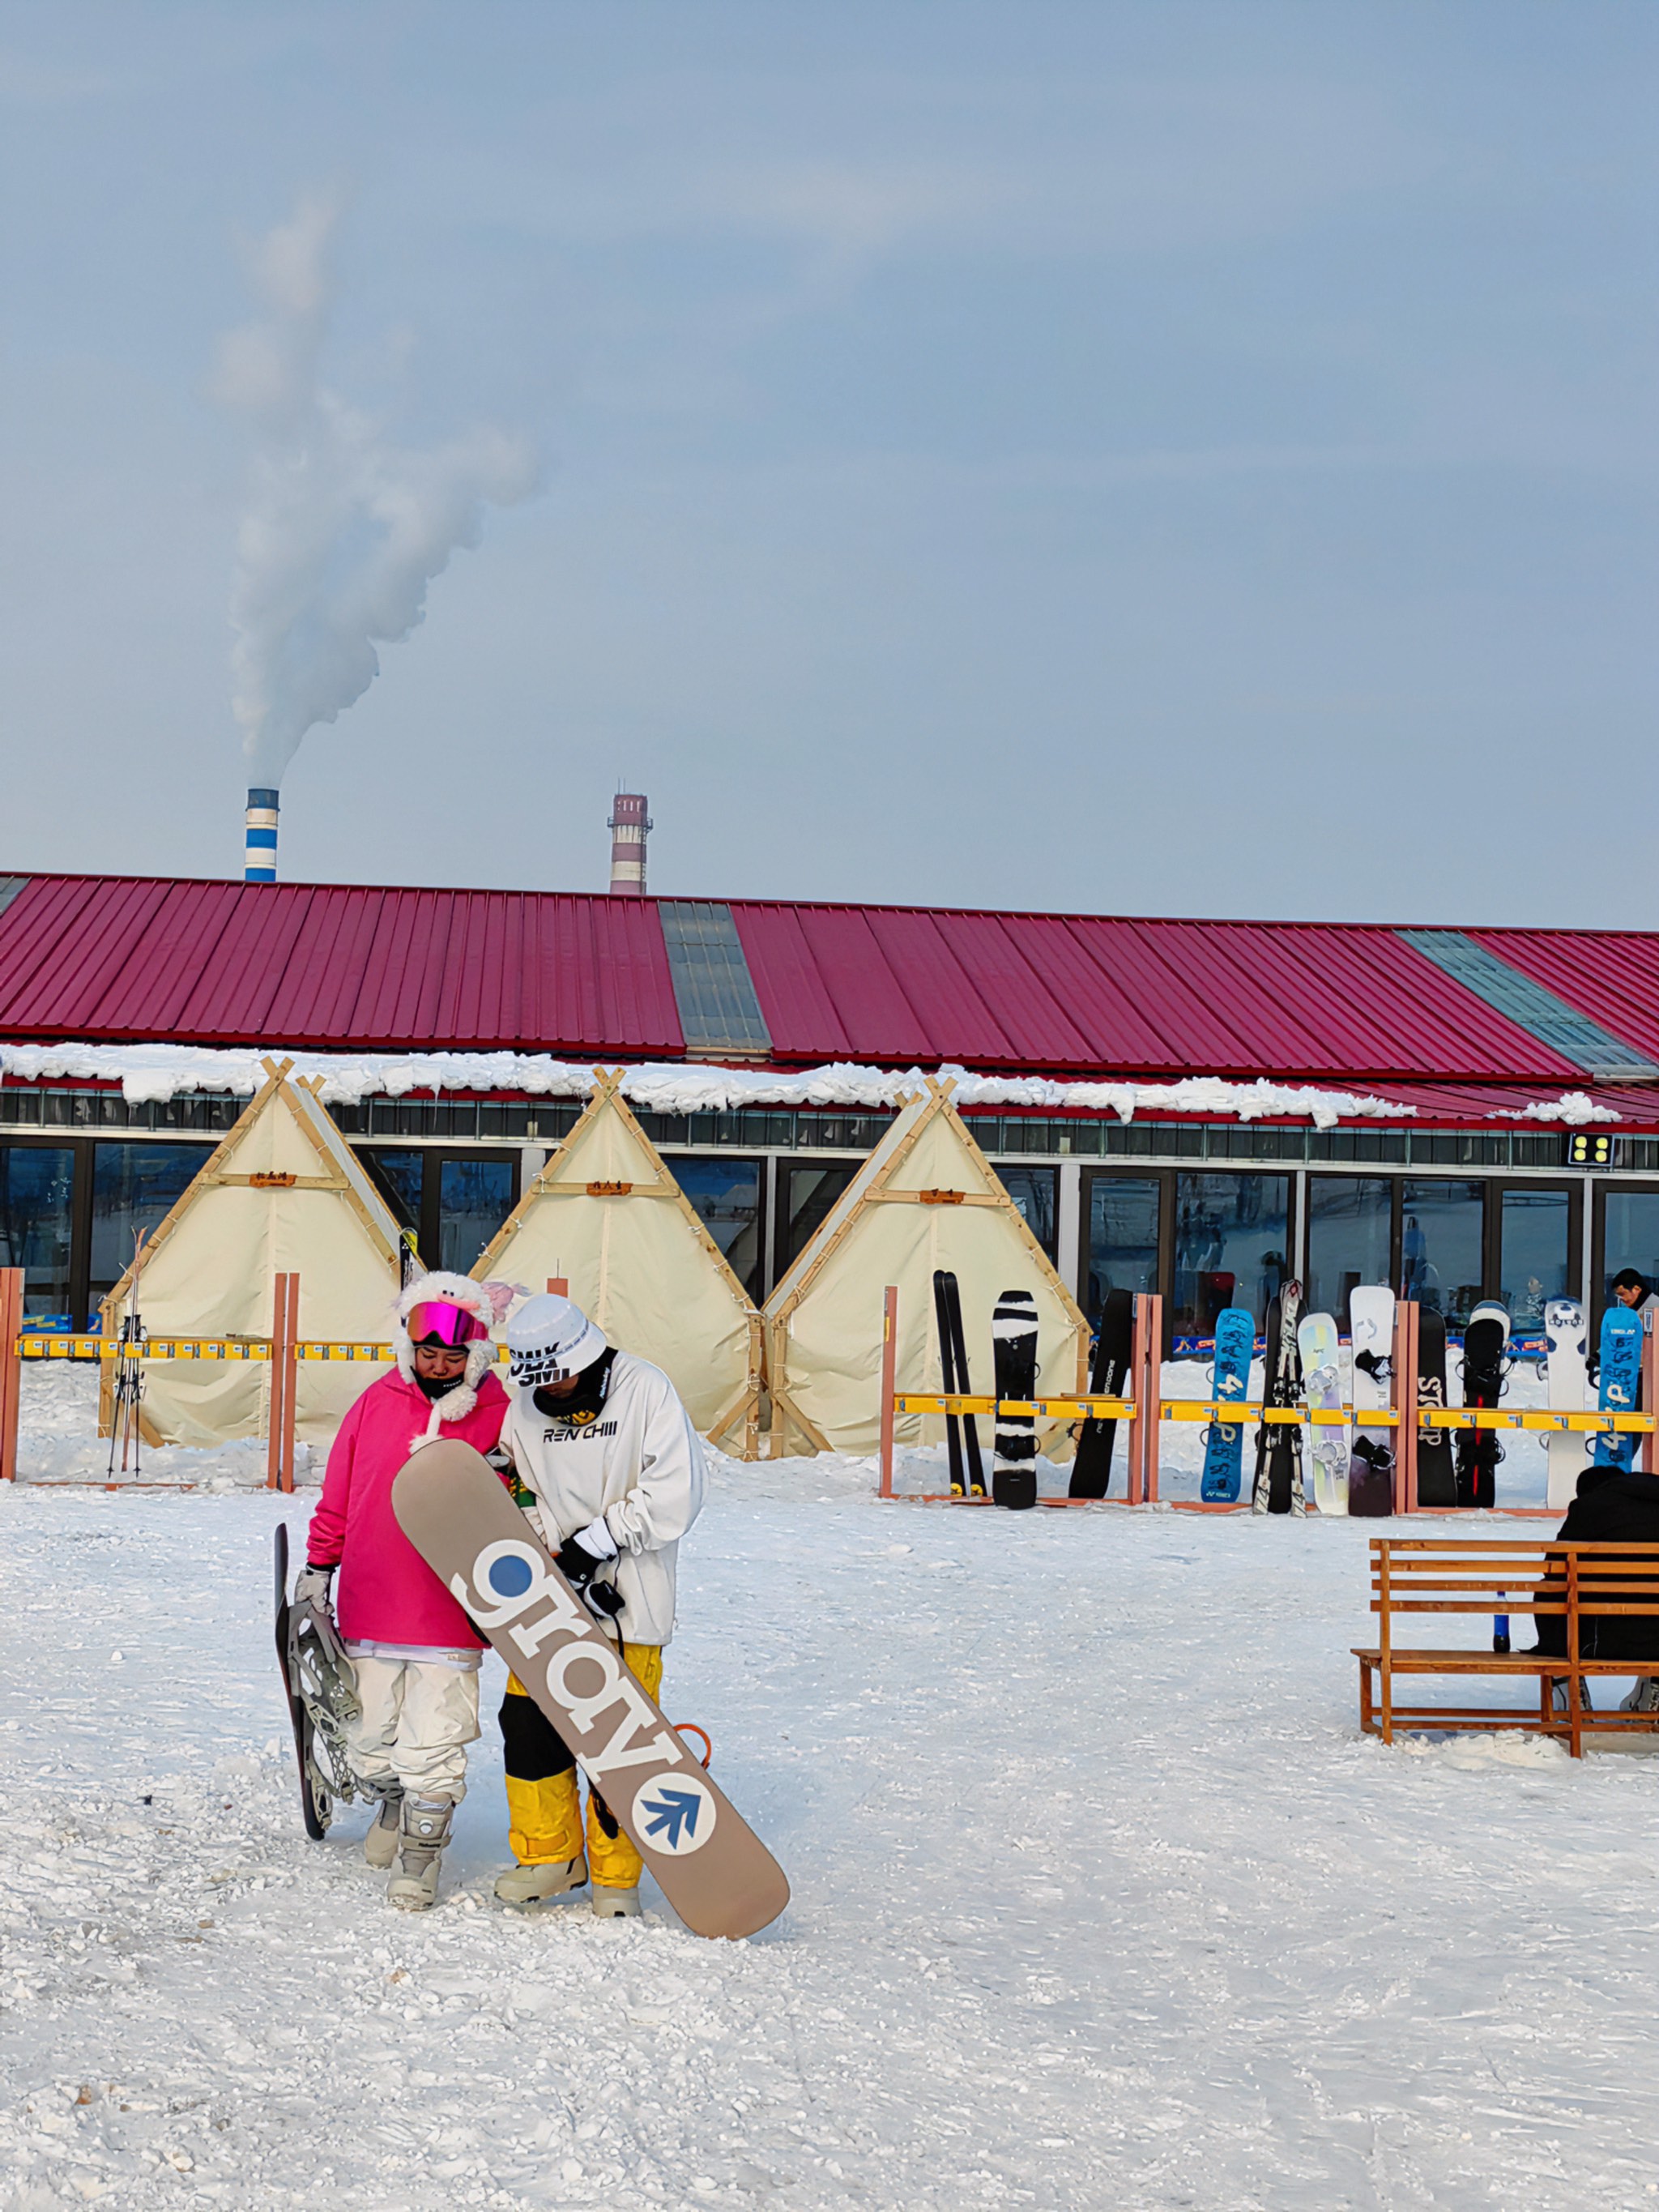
[1395,1301,1419,1514]
[1124,1296,1146,1505]
[1143,1292,1163,1505]
[279,1273,300,1495]
[1642,1317,1658,1475]
[546,1277,568,1296]
[877,1286,898,1499]
[265,1274,286,1491]
[0,1268,23,1483]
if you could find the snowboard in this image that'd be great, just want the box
[274,1523,334,1842]
[1456,1301,1509,1509]
[1593,1306,1643,1472]
[1200,1306,1256,1504]
[1544,1298,1589,1508]
[393,1441,790,1940]
[991,1287,1039,1510]
[1297,1310,1347,1515]
[1070,1287,1134,1500]
[1348,1286,1397,1518]
[1252,1283,1304,1516]
[1414,1307,1460,1510]
[934,1270,987,1499]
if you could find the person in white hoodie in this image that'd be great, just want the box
[491,1292,706,1918]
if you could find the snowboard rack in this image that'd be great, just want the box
[873,1287,1659,1515]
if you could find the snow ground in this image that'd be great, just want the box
[6,1369,1657,2210]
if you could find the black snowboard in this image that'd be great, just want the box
[1252,1283,1304,1515]
[992,1287,1039,1510]
[1414,1309,1460,1509]
[1456,1314,1507,1510]
[274,1523,331,1842]
[1069,1287,1135,1499]
[933,1270,987,1499]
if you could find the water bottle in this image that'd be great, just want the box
[1493,1591,1510,1655]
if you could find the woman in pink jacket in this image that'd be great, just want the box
[297,1271,509,1911]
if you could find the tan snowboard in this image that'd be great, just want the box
[392,1440,790,1940]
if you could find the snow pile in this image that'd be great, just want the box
[3,1470,1659,2208]
[4,1039,1611,1131]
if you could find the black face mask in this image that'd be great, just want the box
[414,1365,464,1402]
[533,1348,617,1427]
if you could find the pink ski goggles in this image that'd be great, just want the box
[406,1301,490,1350]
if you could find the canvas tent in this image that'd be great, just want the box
[472,1070,763,1455]
[99,1057,405,1449]
[764,1077,1090,1459]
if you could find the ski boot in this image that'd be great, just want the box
[386,1797,454,1911]
[493,1852,587,1906]
[591,1885,640,1920]
[364,1788,404,1871]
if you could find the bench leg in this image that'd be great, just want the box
[1380,1658,1392,1746]
[1358,1657,1373,1736]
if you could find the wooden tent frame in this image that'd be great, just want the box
[472,1068,765,1459]
[764,1074,1091,1457]
[97,1056,404,1441]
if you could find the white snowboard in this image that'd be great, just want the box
[1544,1297,1588,1512]
[1348,1286,1398,1517]
[1297,1310,1347,1515]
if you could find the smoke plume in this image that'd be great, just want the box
[212,191,539,781]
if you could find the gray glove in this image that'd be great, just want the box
[294,1563,336,1616]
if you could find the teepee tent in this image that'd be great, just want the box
[99,1057,405,1448]
[764,1077,1090,1458]
[472,1070,763,1455]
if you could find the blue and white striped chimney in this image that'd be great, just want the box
[244,788,279,882]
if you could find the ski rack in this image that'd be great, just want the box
[875,1291,1659,1514]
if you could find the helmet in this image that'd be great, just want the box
[394,1271,498,1392]
[505,1293,608,1390]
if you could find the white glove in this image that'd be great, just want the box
[569,1514,617,1561]
[294,1564,335,1616]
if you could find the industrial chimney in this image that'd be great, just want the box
[245,788,279,882]
[608,790,650,895]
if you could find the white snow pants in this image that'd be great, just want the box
[342,1657,481,1804]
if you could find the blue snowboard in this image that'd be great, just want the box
[1200,1307,1256,1503]
[1593,1308,1644,1471]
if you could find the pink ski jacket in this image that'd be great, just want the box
[306,1369,510,1648]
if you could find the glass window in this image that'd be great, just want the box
[360,1149,424,1235]
[1085,1176,1161,1322]
[91,1142,213,1319]
[1307,1176,1392,1326]
[667,1156,764,1301]
[0,1145,75,1325]
[1400,1179,1485,1328]
[996,1167,1058,1262]
[781,1162,858,1274]
[1499,1187,1570,1329]
[438,1157,515,1275]
[1173,1173,1289,1334]
[1601,1189,1659,1308]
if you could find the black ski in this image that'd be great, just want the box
[992,1288,1040,1510]
[274,1524,330,1842]
[944,1274,988,1498]
[1415,1309,1460,1509]
[1069,1287,1134,1500]
[932,1270,967,1498]
[1252,1281,1304,1515]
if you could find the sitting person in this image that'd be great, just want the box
[1530,1461,1659,1711]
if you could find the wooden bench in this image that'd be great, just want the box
[1356,1537,1659,1757]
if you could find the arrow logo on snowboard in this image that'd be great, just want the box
[637,1770,716,1858]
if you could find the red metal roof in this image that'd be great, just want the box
[0,877,684,1056]
[0,872,1653,1097]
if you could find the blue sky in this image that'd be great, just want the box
[2,2,1654,923]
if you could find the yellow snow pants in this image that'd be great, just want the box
[500,1644,663,1890]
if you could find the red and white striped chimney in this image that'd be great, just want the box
[608,790,650,895]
